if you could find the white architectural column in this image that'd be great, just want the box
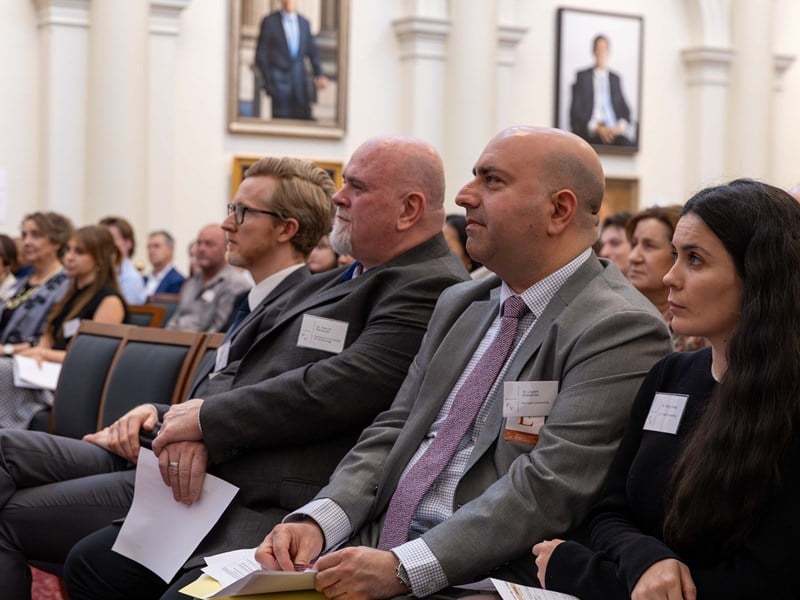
[682,47,733,189]
[442,0,496,200]
[391,2,450,147]
[85,0,149,230]
[725,0,774,178]
[147,0,191,238]
[495,0,527,131]
[34,0,91,221]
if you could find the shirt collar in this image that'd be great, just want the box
[248,263,304,310]
[499,248,592,317]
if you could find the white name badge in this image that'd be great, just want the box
[63,318,81,339]
[643,393,689,435]
[214,340,231,373]
[201,289,216,303]
[297,314,348,354]
[503,381,559,418]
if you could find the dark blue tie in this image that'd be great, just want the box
[340,261,362,282]
[226,298,251,336]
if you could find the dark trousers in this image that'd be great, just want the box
[0,430,133,599]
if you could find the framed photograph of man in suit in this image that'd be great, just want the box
[228,0,349,138]
[555,8,643,154]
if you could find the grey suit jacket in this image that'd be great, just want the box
[316,255,673,590]
[187,234,468,562]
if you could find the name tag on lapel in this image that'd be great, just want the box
[643,393,689,435]
[214,341,231,373]
[502,381,559,446]
[297,314,348,354]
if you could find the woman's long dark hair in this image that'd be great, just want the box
[45,225,121,335]
[664,179,800,552]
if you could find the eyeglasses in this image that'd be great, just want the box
[226,203,285,225]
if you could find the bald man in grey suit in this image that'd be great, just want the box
[259,127,672,599]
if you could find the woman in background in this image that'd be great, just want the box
[0,212,73,350]
[0,225,127,428]
[534,179,800,599]
[626,205,706,352]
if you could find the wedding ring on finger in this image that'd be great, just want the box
[168,461,179,469]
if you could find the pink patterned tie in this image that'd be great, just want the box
[378,296,530,550]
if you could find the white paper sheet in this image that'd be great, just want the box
[12,355,61,390]
[112,448,239,582]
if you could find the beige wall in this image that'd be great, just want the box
[2,0,799,268]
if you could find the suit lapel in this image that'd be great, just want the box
[467,256,604,469]
[379,290,500,497]
[189,268,310,395]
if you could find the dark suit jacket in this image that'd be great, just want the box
[570,67,631,142]
[186,267,311,396]
[147,266,185,296]
[184,234,468,562]
[255,11,323,105]
[316,256,673,590]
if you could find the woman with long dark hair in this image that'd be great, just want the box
[533,179,800,598]
[0,225,127,428]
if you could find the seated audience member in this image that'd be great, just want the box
[99,216,147,305]
[0,234,18,298]
[0,212,72,348]
[143,230,185,297]
[306,234,339,273]
[626,205,708,353]
[597,211,632,275]
[243,127,671,599]
[443,213,483,273]
[0,226,127,428]
[164,224,250,332]
[535,179,800,599]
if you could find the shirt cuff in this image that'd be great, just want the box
[391,538,449,597]
[284,498,353,552]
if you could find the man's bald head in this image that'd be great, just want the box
[496,126,605,227]
[195,223,228,277]
[330,136,447,269]
[456,126,606,290]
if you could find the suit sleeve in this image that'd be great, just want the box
[569,70,592,139]
[199,270,463,464]
[419,307,672,586]
[301,17,324,77]
[255,17,275,95]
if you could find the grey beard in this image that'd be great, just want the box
[329,222,352,257]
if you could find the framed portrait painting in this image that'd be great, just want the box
[228,0,349,138]
[231,156,343,198]
[555,8,643,154]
